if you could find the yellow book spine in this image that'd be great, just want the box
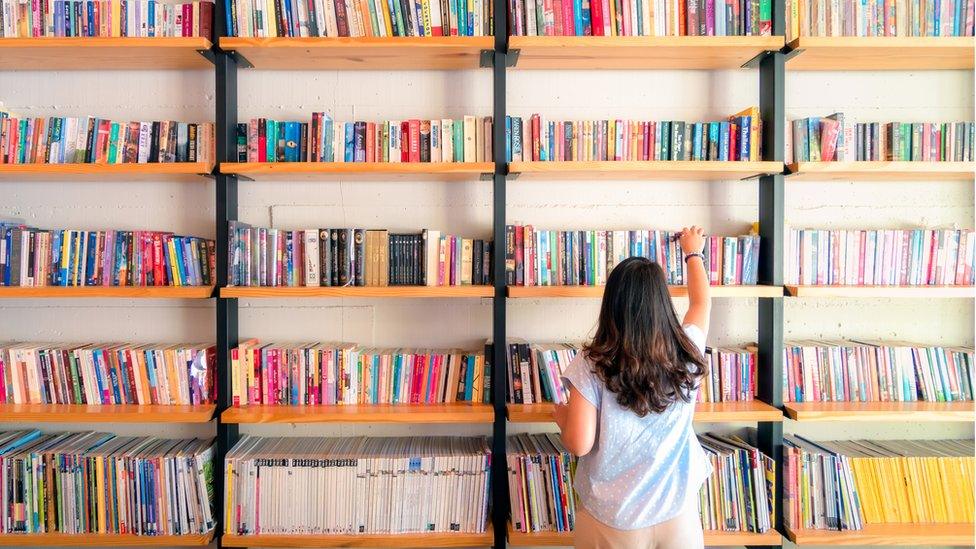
[96,456,106,533]
[111,0,121,35]
[381,0,394,35]
[267,0,278,35]
[166,238,182,286]
[224,460,234,532]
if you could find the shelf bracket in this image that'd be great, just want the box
[480,49,520,68]
[506,172,521,180]
[229,51,254,69]
[741,51,772,69]
[479,172,494,180]
[785,48,804,62]
[196,49,216,64]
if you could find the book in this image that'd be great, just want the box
[0,225,216,287]
[227,223,492,287]
[229,341,491,405]
[509,111,762,162]
[789,116,974,162]
[507,433,577,533]
[786,0,975,39]
[223,435,491,535]
[0,342,216,405]
[505,342,576,404]
[0,116,215,165]
[786,228,975,286]
[0,0,215,38]
[783,340,975,402]
[505,225,761,287]
[0,429,215,535]
[699,346,758,403]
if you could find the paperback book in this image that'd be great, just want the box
[787,0,976,39]
[0,0,215,37]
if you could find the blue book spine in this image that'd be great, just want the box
[708,122,719,159]
[87,2,94,36]
[225,0,234,36]
[954,0,963,35]
[415,0,425,34]
[573,0,583,34]
[464,355,474,400]
[107,350,124,403]
[739,116,751,161]
[582,0,591,34]
[173,237,186,285]
[718,122,730,161]
[284,122,300,162]
[343,123,355,162]
[505,116,512,161]
[148,0,155,36]
[86,231,97,286]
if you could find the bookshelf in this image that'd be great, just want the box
[508,160,784,180]
[505,525,783,546]
[220,286,494,298]
[220,530,495,547]
[221,403,494,423]
[0,37,215,70]
[507,401,784,423]
[0,532,215,546]
[784,401,976,422]
[218,36,494,69]
[787,161,976,181]
[784,285,976,298]
[785,36,976,70]
[507,36,785,69]
[220,161,495,180]
[0,162,215,180]
[0,286,215,298]
[0,404,216,423]
[507,285,784,298]
[785,523,976,545]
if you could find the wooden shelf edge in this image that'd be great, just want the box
[221,286,494,298]
[219,36,493,47]
[0,162,214,177]
[506,524,780,546]
[785,523,975,545]
[507,285,784,298]
[0,286,215,298]
[220,529,494,548]
[786,161,975,180]
[0,404,216,423]
[0,531,214,546]
[784,285,976,298]
[508,160,784,179]
[784,401,975,422]
[220,162,493,176]
[0,36,213,47]
[786,36,976,70]
[508,402,784,423]
[221,404,494,424]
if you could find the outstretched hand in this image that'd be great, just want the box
[679,225,706,255]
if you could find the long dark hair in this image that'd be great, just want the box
[582,256,707,416]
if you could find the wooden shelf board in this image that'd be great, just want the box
[222,403,493,424]
[787,161,975,181]
[0,403,216,423]
[509,160,783,180]
[506,525,781,546]
[222,286,494,298]
[0,37,214,70]
[220,161,493,180]
[0,162,214,181]
[0,531,214,546]
[785,285,976,298]
[785,523,975,545]
[786,36,976,70]
[507,401,783,423]
[0,286,215,298]
[507,285,784,298]
[220,529,494,547]
[219,37,493,70]
[508,36,785,69]
[784,401,975,422]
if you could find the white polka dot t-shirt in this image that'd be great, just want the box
[561,324,712,530]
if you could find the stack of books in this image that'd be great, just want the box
[507,433,576,534]
[0,0,215,37]
[234,115,493,163]
[698,431,775,533]
[507,0,773,35]
[0,226,216,288]
[0,343,216,405]
[0,114,215,166]
[790,115,975,163]
[223,435,492,535]
[506,109,762,162]
[230,341,491,405]
[224,0,493,37]
[784,437,975,530]
[783,341,974,402]
[699,346,757,403]
[0,430,215,536]
[227,225,492,287]
[786,228,975,286]
[504,341,575,404]
[787,0,976,39]
[505,226,761,287]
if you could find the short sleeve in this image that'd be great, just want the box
[683,324,707,355]
[561,352,602,408]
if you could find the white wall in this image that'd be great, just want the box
[0,59,972,549]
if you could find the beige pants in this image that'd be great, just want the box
[574,505,704,549]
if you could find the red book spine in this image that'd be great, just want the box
[591,0,603,34]
[552,0,564,34]
[531,115,540,160]
[408,120,421,162]
[258,119,268,162]
[334,0,350,36]
[729,123,738,161]
[410,355,423,403]
[199,0,214,39]
[366,122,376,162]
[401,122,410,162]
[515,225,524,285]
[562,0,574,33]
[183,4,191,36]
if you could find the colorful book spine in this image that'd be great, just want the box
[0,0,215,37]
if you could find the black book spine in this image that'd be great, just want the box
[299,122,309,162]
[85,118,98,163]
[277,123,286,162]
[472,239,483,286]
[505,225,515,285]
[354,122,366,162]
[149,121,161,163]
[414,234,422,285]
[337,229,349,286]
[390,234,399,285]
[508,343,522,404]
[419,122,431,163]
[354,229,365,286]
[330,229,340,286]
[419,231,427,286]
[236,123,247,162]
[399,0,414,35]
[484,241,492,285]
[319,229,331,286]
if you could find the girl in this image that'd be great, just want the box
[554,226,711,549]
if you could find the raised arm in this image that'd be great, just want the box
[679,226,711,335]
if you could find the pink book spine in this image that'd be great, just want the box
[858,231,866,285]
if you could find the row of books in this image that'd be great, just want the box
[230,341,491,405]
[507,433,576,533]
[506,109,762,162]
[0,115,215,166]
[784,437,974,529]
[504,226,762,287]
[787,0,976,38]
[223,436,491,535]
[234,116,493,164]
[790,117,975,163]
[0,0,215,37]
[700,346,757,403]
[0,342,215,405]
[227,225,492,287]
[783,341,974,403]
[786,228,975,287]
[225,0,493,37]
[0,430,215,535]
[508,0,773,35]
[0,227,216,288]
